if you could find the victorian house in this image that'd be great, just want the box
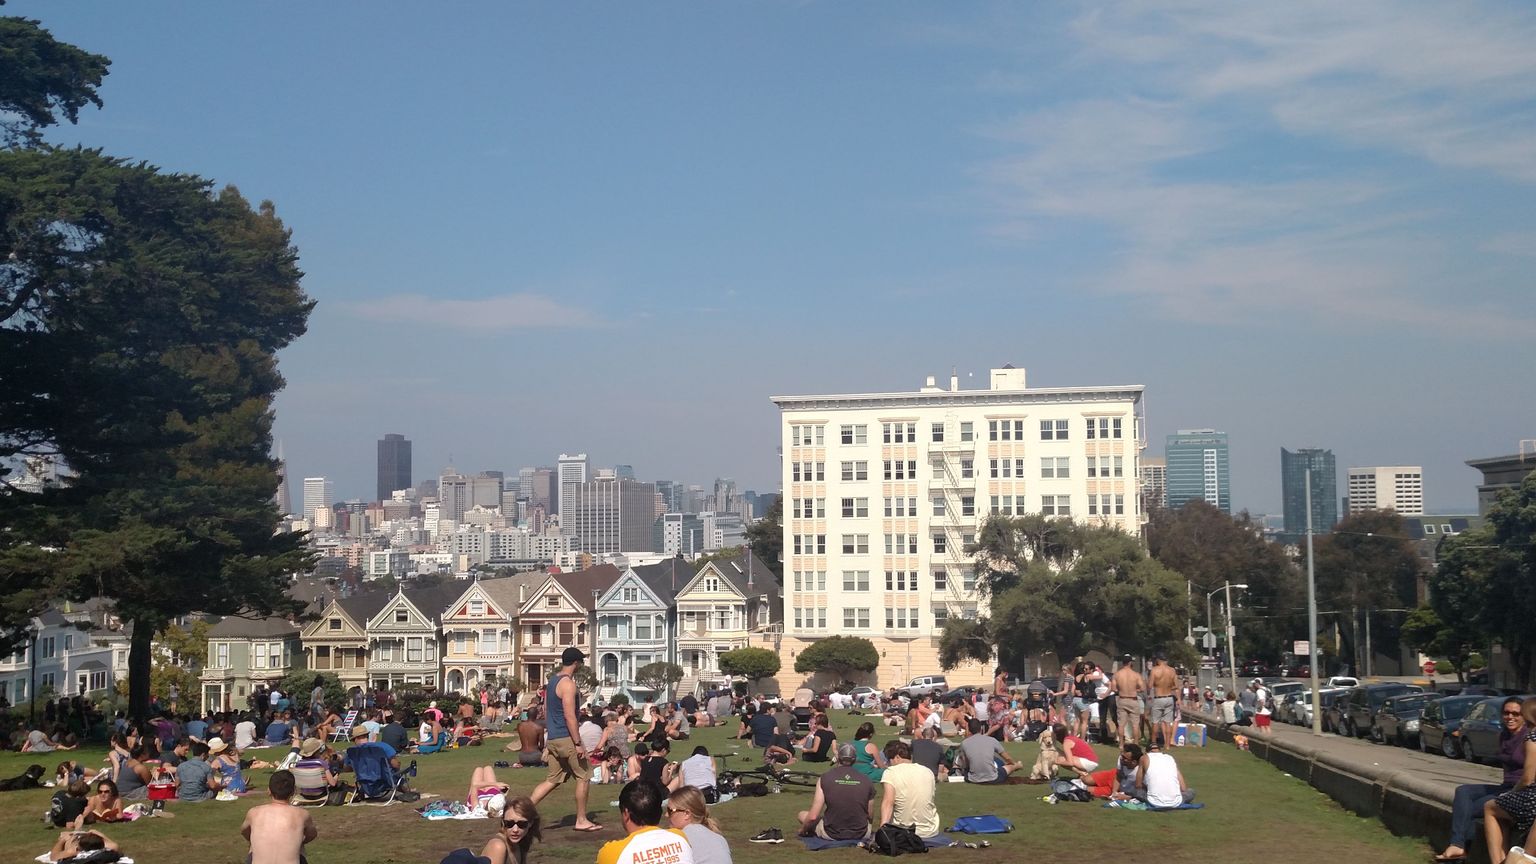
[592,558,689,702]
[200,616,304,712]
[441,572,546,694]
[304,592,391,700]
[674,549,782,696]
[363,585,457,692]
[515,564,620,689]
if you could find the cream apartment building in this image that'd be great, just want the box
[772,366,1145,690]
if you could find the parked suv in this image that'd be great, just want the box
[903,675,948,698]
[1341,683,1422,738]
[1371,692,1442,747]
[1419,694,1485,759]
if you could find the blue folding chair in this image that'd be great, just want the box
[344,743,404,805]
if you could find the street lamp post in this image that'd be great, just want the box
[1306,469,1322,736]
[1204,582,1248,697]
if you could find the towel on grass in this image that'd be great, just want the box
[35,857,134,864]
[1102,800,1204,811]
[800,834,954,851]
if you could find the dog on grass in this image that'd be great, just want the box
[1029,727,1062,781]
[0,764,45,792]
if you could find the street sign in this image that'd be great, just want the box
[1203,631,1218,650]
[1293,640,1310,656]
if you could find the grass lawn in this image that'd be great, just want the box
[0,710,1430,864]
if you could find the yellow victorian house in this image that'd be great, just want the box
[441,572,546,694]
[299,592,390,702]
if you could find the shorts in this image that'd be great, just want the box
[544,737,588,786]
[815,819,873,841]
[1116,699,1144,731]
[1254,713,1272,729]
[517,750,545,766]
[1150,696,1177,725]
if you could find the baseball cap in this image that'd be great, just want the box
[561,646,586,665]
[836,743,858,764]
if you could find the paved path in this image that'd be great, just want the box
[1190,709,1502,788]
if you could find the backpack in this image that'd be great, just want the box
[1021,721,1047,742]
[1049,779,1093,802]
[948,815,1014,834]
[869,823,928,856]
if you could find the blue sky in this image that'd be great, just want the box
[17,1,1535,512]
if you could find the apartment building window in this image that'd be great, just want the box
[933,607,948,626]
[793,534,827,555]
[933,534,947,554]
[1041,495,1071,516]
[841,497,869,518]
[843,608,871,629]
[960,458,973,479]
[884,496,917,517]
[932,497,946,517]
[791,425,825,446]
[1115,494,1125,515]
[791,461,826,482]
[884,533,919,554]
[1041,457,1071,478]
[987,419,1026,441]
[1114,456,1124,477]
[960,422,974,442]
[883,422,917,444]
[931,423,944,443]
[883,459,917,480]
[990,495,1022,516]
[840,425,867,445]
[793,497,825,519]
[963,571,977,591]
[886,608,919,630]
[1040,419,1069,440]
[961,496,975,516]
[885,571,919,591]
[933,569,947,591]
[1085,417,1125,439]
[991,458,1026,479]
[793,607,828,629]
[841,534,870,554]
[963,532,974,548]
[793,570,828,591]
[842,571,870,591]
[841,461,869,481]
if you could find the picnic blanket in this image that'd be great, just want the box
[1103,800,1204,811]
[801,834,955,851]
[35,857,134,864]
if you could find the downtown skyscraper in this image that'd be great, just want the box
[377,433,412,503]
[1164,429,1230,513]
[1282,447,1338,535]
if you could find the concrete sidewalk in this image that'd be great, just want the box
[1186,709,1502,862]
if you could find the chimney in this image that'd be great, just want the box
[950,368,959,392]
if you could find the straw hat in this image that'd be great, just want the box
[206,737,229,755]
[299,737,325,758]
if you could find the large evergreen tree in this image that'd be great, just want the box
[0,146,315,719]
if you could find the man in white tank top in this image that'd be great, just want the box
[1135,743,1195,808]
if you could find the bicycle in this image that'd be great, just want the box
[719,763,820,794]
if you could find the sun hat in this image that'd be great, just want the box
[206,737,229,755]
[299,738,325,758]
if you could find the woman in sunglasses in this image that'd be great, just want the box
[1484,698,1536,864]
[481,795,542,864]
[666,786,730,864]
[1436,696,1526,861]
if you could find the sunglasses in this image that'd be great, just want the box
[665,807,688,815]
[1503,711,1523,717]
[503,819,532,830]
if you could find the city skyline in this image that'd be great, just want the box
[19,1,1533,515]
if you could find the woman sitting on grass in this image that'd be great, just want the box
[209,737,249,794]
[480,796,541,864]
[667,786,731,864]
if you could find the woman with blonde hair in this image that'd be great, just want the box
[666,785,731,864]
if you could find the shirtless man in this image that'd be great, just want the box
[1111,655,1147,746]
[241,770,317,864]
[504,717,546,767]
[1148,653,1179,749]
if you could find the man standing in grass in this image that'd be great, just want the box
[242,770,317,864]
[1148,654,1179,749]
[530,647,602,832]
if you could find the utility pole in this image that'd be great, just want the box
[1225,580,1239,699]
[1306,469,1322,735]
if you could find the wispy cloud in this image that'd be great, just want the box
[341,292,603,330]
[969,1,1536,337]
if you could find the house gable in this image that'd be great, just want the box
[598,570,667,611]
[518,576,582,619]
[366,592,434,631]
[677,562,746,601]
[445,582,512,622]
[301,600,365,641]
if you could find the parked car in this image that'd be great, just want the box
[1268,681,1305,707]
[1323,688,1354,734]
[1342,683,1423,737]
[845,685,878,702]
[1459,695,1536,764]
[1312,688,1348,730]
[1291,688,1346,727]
[936,685,982,704]
[903,675,948,699]
[1328,676,1360,689]
[1419,694,1486,759]
[1240,661,1273,678]
[1371,692,1443,747]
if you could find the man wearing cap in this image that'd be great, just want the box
[1148,654,1179,750]
[1112,654,1147,746]
[530,647,602,832]
[797,743,875,841]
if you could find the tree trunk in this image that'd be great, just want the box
[128,616,161,725]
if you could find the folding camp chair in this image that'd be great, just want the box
[344,743,406,806]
